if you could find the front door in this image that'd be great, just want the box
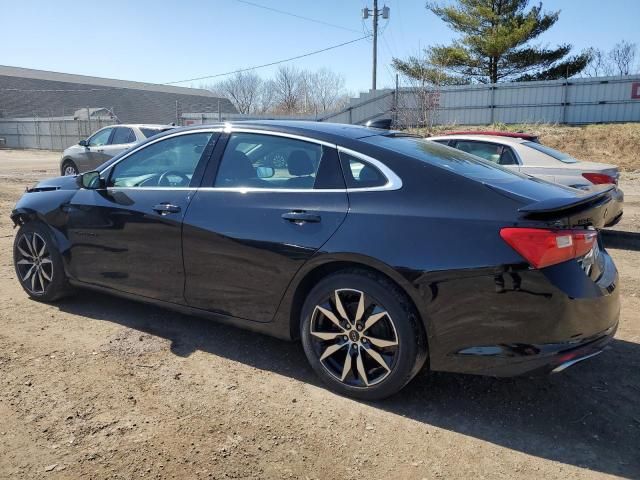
[66,130,217,303]
[183,131,349,322]
[84,127,115,170]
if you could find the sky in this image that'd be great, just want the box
[1,0,639,95]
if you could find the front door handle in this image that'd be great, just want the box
[281,211,321,224]
[153,203,181,215]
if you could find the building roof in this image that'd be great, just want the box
[0,65,213,97]
[0,65,237,123]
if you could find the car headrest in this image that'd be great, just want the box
[219,150,255,180]
[287,150,314,176]
[358,164,381,182]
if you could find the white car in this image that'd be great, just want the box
[60,124,175,176]
[428,133,624,226]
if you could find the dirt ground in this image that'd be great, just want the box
[0,149,638,480]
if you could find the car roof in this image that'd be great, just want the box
[438,130,539,141]
[429,134,528,145]
[170,120,397,142]
[122,124,175,129]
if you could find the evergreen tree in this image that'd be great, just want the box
[393,0,590,84]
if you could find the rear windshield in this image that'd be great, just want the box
[363,135,528,182]
[140,127,170,138]
[522,141,577,163]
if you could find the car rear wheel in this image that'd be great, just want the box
[13,222,72,302]
[61,160,78,176]
[300,270,427,400]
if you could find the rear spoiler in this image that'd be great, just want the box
[518,185,615,214]
[518,185,615,228]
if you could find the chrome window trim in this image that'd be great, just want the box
[98,127,403,194]
[337,146,403,192]
[224,127,336,148]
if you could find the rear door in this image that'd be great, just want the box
[182,130,348,322]
[67,130,218,303]
[102,126,137,159]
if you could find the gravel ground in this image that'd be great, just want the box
[0,149,638,479]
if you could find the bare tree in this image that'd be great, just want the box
[209,72,263,114]
[304,68,347,115]
[255,79,276,114]
[273,65,305,114]
[394,48,455,130]
[584,47,613,77]
[609,40,637,75]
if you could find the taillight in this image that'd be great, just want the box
[582,172,617,185]
[500,228,597,268]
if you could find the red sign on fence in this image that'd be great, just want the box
[632,82,640,99]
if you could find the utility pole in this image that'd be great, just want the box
[362,2,390,91]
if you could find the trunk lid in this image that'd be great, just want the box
[484,177,615,229]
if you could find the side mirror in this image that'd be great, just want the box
[76,171,103,189]
[78,139,88,147]
[256,166,275,179]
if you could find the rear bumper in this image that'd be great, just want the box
[604,187,624,227]
[458,321,617,377]
[424,251,620,377]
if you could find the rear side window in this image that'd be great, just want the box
[339,152,387,188]
[111,127,135,145]
[453,140,518,166]
[214,133,325,189]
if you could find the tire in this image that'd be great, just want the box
[13,222,73,302]
[61,159,79,176]
[300,269,427,400]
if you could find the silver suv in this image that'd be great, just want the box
[60,124,175,175]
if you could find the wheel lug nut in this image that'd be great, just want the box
[343,335,348,341]
[356,323,363,331]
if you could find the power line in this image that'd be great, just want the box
[165,35,371,85]
[232,0,361,33]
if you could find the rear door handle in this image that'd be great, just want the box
[281,211,321,224]
[153,203,181,215]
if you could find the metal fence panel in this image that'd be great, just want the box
[319,74,640,127]
[0,117,114,150]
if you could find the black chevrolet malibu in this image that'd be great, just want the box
[11,121,620,399]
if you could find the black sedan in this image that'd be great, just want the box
[11,121,620,399]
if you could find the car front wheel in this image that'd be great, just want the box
[300,270,427,400]
[13,222,72,302]
[61,160,79,176]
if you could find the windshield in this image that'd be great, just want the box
[522,141,578,163]
[140,127,170,138]
[364,135,529,182]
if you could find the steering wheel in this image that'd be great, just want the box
[157,170,189,187]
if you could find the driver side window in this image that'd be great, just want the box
[88,128,113,147]
[108,132,213,188]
